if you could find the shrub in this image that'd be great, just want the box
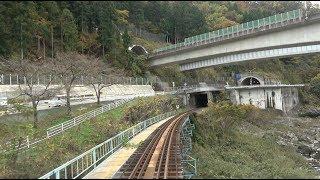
[123,95,183,123]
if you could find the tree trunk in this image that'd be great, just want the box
[43,38,46,60]
[102,45,105,57]
[97,92,100,106]
[61,21,63,52]
[51,26,54,58]
[93,85,101,106]
[37,36,40,53]
[20,24,23,59]
[32,100,38,128]
[66,87,71,117]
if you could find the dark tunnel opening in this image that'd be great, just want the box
[195,93,208,108]
[131,45,147,55]
[241,77,261,86]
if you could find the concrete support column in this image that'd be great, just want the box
[182,94,188,106]
[206,91,213,102]
[189,94,195,107]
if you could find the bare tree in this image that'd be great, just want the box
[83,58,110,105]
[52,52,89,116]
[0,57,56,128]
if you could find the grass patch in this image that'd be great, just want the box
[0,102,101,143]
[0,95,183,178]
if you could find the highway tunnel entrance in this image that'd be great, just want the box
[241,77,261,86]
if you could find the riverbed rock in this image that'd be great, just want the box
[312,151,320,160]
[297,144,316,157]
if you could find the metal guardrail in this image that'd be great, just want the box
[39,110,184,179]
[0,74,158,86]
[153,9,303,55]
[180,115,196,179]
[46,98,132,138]
[2,98,133,151]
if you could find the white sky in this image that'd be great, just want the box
[311,1,320,6]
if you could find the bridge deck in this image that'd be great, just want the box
[83,116,172,179]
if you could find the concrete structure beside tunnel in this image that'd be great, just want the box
[175,83,224,108]
[176,76,303,113]
[226,84,303,113]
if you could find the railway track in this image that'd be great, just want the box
[113,111,192,179]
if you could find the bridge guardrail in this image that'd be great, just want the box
[152,9,302,56]
[39,109,184,179]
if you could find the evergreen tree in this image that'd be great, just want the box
[98,2,117,55]
[61,8,78,52]
[122,28,131,51]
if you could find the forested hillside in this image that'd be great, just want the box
[1,2,318,56]
[0,1,319,80]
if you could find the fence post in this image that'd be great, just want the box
[9,74,11,85]
[27,136,30,148]
[110,139,113,152]
[62,123,64,131]
[81,75,83,86]
[93,149,97,168]
[56,171,60,179]
[143,121,147,129]
[16,75,19,84]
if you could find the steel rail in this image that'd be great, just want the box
[115,111,192,179]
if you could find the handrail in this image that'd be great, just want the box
[46,98,133,138]
[39,109,184,179]
[2,98,134,152]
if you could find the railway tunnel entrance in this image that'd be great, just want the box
[194,93,208,108]
[189,91,222,108]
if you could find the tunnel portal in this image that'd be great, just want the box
[241,77,261,86]
[194,93,208,108]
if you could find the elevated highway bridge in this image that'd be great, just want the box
[149,9,320,71]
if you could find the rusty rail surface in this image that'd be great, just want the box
[113,111,192,179]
